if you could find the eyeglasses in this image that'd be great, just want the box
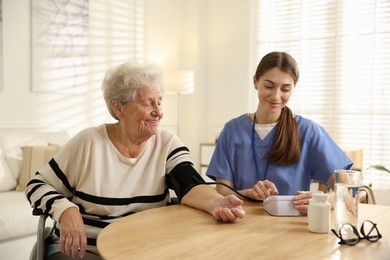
[331,220,382,246]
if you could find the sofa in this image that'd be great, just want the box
[0,129,70,259]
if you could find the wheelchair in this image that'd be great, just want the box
[29,197,180,259]
[29,208,55,260]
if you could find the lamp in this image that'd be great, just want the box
[164,70,195,136]
[165,70,195,94]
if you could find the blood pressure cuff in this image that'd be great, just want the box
[165,162,206,202]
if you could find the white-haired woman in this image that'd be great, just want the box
[26,62,245,259]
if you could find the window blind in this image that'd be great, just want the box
[89,0,145,78]
[87,0,145,122]
[255,0,390,171]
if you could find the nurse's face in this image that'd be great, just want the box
[254,67,294,117]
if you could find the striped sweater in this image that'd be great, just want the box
[25,124,193,253]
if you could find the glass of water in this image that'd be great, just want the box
[334,169,361,232]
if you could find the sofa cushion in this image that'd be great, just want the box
[0,191,39,241]
[16,145,61,191]
[0,149,17,191]
[0,130,70,183]
[5,142,46,183]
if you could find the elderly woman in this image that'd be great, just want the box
[26,62,245,259]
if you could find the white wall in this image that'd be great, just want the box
[202,0,255,137]
[146,0,255,168]
[0,0,255,170]
[0,0,111,136]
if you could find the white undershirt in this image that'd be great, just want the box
[255,122,278,140]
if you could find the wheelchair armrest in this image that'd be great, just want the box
[31,208,55,260]
[36,213,50,260]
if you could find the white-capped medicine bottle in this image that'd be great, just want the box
[308,193,330,233]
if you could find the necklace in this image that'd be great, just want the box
[252,113,270,181]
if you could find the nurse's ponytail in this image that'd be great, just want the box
[266,106,300,165]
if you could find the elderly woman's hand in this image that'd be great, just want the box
[59,207,87,258]
[211,195,246,222]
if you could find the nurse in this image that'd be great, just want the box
[206,51,353,214]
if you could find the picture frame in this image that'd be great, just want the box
[31,0,89,94]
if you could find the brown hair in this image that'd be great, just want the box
[254,51,300,165]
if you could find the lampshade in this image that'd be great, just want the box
[164,70,195,94]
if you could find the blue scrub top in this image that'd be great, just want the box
[206,114,353,195]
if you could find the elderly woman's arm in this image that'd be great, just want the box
[181,185,246,222]
[166,162,245,222]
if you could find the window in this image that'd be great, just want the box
[88,0,145,123]
[254,0,390,171]
[89,0,145,71]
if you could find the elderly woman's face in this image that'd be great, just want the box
[121,86,163,137]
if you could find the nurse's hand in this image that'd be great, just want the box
[250,180,279,200]
[292,191,313,214]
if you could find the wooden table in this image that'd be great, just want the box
[97,202,390,259]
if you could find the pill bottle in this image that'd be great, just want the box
[308,193,330,233]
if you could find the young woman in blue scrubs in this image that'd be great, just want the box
[206,51,353,214]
